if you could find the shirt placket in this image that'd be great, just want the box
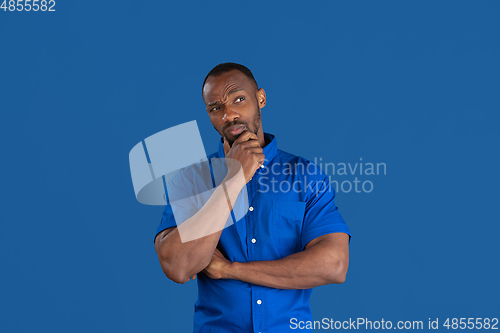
[248,166,268,333]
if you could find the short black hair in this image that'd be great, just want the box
[202,62,258,97]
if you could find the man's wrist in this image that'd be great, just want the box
[224,261,242,280]
[223,169,246,191]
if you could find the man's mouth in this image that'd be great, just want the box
[226,125,246,136]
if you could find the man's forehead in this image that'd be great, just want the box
[203,70,254,102]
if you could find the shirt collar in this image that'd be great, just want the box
[218,133,278,169]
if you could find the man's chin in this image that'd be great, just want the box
[221,127,257,145]
[225,134,238,146]
[224,130,243,143]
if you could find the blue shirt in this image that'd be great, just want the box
[154,133,351,333]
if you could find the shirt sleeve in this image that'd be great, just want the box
[152,169,200,244]
[153,159,219,244]
[153,204,178,244]
[301,172,351,249]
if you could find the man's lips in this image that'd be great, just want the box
[226,125,246,136]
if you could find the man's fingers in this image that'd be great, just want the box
[247,147,264,154]
[254,153,265,165]
[233,130,258,145]
[239,139,261,149]
[223,136,230,155]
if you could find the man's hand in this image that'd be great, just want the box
[223,130,265,183]
[202,248,232,280]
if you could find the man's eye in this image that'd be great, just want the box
[235,97,246,103]
[210,106,220,112]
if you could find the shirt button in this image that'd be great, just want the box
[249,206,254,212]
[251,238,256,244]
[257,300,262,305]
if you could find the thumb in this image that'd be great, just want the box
[223,136,230,155]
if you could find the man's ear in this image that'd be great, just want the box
[256,88,266,109]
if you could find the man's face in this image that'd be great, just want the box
[203,69,266,145]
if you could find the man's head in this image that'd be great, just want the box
[202,63,266,147]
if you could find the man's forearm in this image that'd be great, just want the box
[223,234,349,289]
[155,172,245,283]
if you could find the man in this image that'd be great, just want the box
[154,63,351,332]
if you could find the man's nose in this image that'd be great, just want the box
[222,107,239,122]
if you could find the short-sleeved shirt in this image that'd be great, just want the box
[154,133,351,333]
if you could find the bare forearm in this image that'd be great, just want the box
[156,173,245,283]
[224,238,348,289]
[156,227,222,283]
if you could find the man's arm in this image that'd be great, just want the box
[154,131,264,284]
[202,232,349,289]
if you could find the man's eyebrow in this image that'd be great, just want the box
[207,88,244,107]
[227,88,244,96]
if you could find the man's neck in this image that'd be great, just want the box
[259,136,267,148]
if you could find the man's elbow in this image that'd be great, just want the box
[159,261,191,284]
[330,269,347,284]
[155,239,191,284]
[325,258,348,284]
[156,252,208,285]
[168,271,189,284]
[158,253,208,284]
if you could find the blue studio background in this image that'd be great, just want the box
[1,1,499,332]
